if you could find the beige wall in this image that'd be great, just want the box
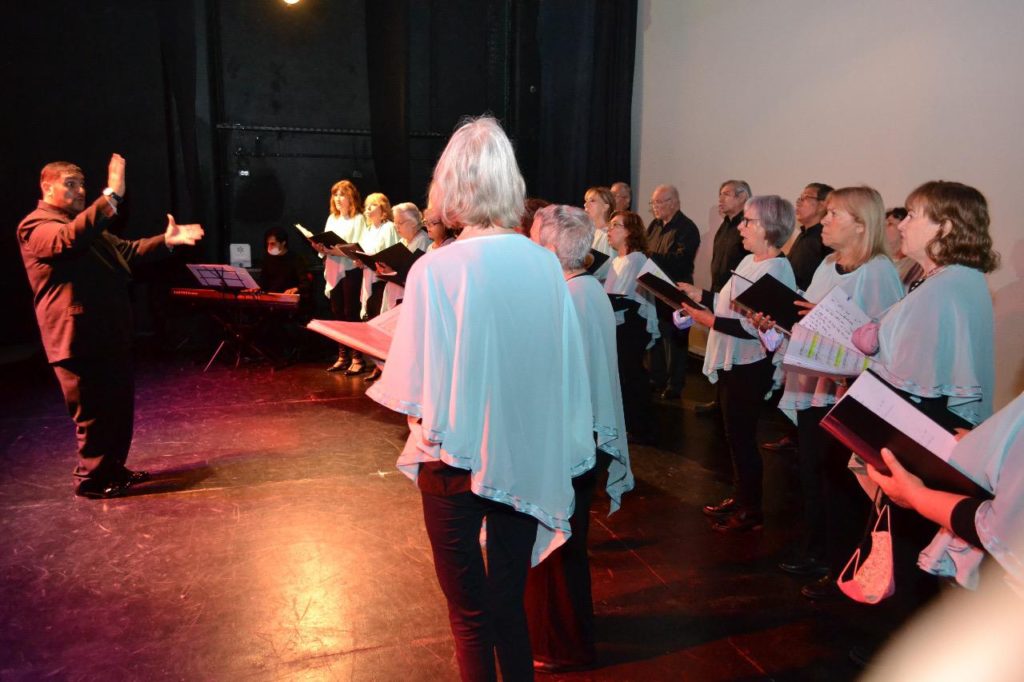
[632,0,1024,408]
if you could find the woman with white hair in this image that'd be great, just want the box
[377,202,430,316]
[366,116,594,681]
[528,204,633,672]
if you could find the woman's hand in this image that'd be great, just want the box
[866,448,924,509]
[746,310,777,332]
[375,262,396,276]
[682,302,715,329]
[676,282,701,301]
[794,299,816,317]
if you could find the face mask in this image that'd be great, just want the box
[838,503,895,604]
[267,246,282,257]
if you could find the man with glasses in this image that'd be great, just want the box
[646,184,700,400]
[786,182,833,292]
[762,182,833,452]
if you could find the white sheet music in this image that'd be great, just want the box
[845,371,958,461]
[637,257,674,284]
[186,264,260,290]
[798,285,871,346]
[784,324,871,377]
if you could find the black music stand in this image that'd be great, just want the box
[185,264,280,371]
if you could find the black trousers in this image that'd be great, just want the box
[648,318,689,392]
[364,280,387,321]
[420,468,539,682]
[616,310,654,440]
[796,405,872,568]
[52,355,135,487]
[717,355,775,512]
[524,465,598,666]
[328,268,363,359]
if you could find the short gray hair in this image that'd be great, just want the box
[746,195,795,248]
[654,184,679,202]
[428,116,525,230]
[533,204,595,271]
[720,180,751,198]
[392,202,422,225]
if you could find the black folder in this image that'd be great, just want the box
[820,369,991,499]
[730,272,807,332]
[356,242,425,286]
[635,273,706,310]
[586,249,610,275]
[307,231,349,248]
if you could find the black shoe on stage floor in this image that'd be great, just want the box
[326,358,349,373]
[801,574,840,600]
[762,433,798,451]
[702,497,738,517]
[778,556,830,577]
[711,509,764,532]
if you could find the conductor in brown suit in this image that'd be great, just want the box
[17,153,203,498]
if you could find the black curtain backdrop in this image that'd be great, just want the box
[2,0,637,349]
[536,0,638,205]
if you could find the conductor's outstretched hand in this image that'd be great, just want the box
[164,214,205,247]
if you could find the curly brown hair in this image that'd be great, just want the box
[611,210,648,254]
[905,181,999,273]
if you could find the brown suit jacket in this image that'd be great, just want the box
[18,198,169,362]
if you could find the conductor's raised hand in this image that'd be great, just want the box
[107,153,126,197]
[164,214,205,247]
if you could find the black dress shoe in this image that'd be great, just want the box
[326,358,350,373]
[364,367,382,383]
[762,432,798,451]
[122,469,150,485]
[778,557,830,577]
[75,478,137,499]
[702,497,738,517]
[711,509,764,532]
[801,574,840,600]
[660,388,682,400]
[692,399,719,415]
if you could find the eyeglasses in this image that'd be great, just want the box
[741,217,761,226]
[609,222,627,230]
[424,219,444,228]
[796,195,819,203]
[648,198,672,206]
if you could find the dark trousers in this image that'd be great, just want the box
[796,405,871,568]
[616,311,654,440]
[524,465,598,666]
[329,268,363,359]
[52,355,135,486]
[648,319,689,392]
[420,475,539,682]
[364,281,387,321]
[717,355,775,512]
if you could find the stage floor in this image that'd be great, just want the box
[0,347,921,681]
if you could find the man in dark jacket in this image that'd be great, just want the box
[646,184,700,400]
[17,153,203,498]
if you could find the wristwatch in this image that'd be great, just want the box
[102,187,124,204]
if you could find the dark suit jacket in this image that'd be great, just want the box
[18,198,168,362]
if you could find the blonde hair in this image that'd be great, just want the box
[827,186,888,269]
[428,116,525,229]
[364,192,393,224]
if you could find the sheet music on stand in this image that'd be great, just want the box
[187,264,260,291]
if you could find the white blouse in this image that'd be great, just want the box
[603,251,660,347]
[366,233,595,564]
[567,274,633,513]
[702,254,795,387]
[778,255,904,421]
[322,213,366,297]
[358,220,400,317]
